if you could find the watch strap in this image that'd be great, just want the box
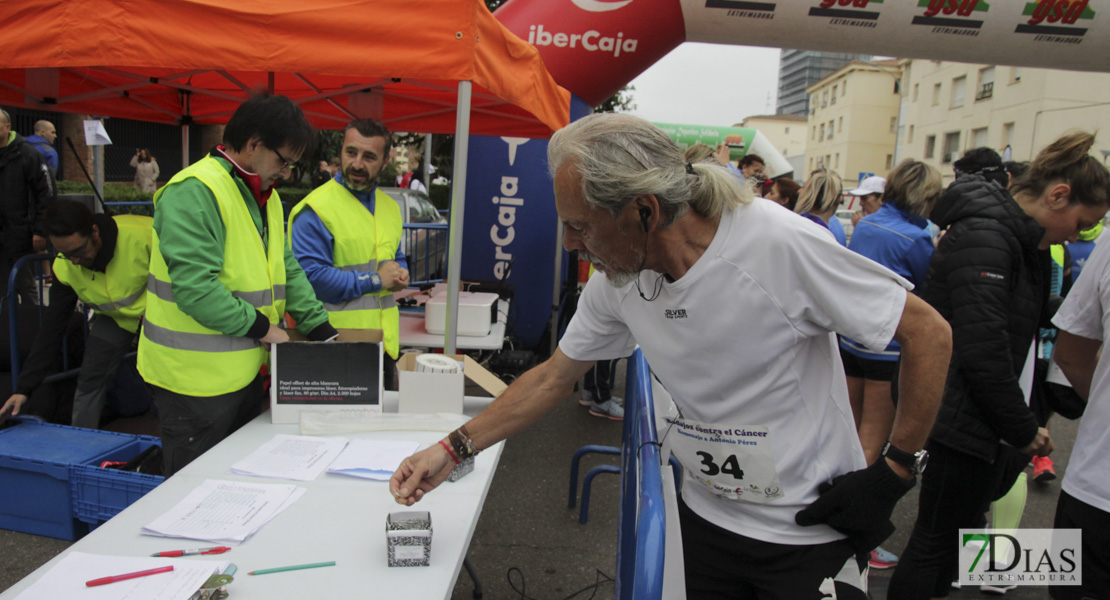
[881,441,917,469]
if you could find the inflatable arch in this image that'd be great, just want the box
[463,0,1109,348]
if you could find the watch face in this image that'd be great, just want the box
[915,450,929,474]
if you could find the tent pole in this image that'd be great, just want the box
[550,222,565,357]
[444,81,472,354]
[181,124,190,170]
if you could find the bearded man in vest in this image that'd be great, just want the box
[137,95,337,477]
[1,200,151,429]
[289,118,408,390]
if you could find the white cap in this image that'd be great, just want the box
[847,176,886,196]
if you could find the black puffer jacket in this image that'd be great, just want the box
[0,131,55,257]
[919,176,1048,462]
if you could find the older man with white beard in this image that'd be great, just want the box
[391,114,952,599]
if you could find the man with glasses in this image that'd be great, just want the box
[137,94,337,476]
[1,200,151,428]
[288,118,408,390]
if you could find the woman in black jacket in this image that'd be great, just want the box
[888,133,1110,600]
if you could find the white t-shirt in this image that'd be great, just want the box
[560,199,911,545]
[1052,238,1110,514]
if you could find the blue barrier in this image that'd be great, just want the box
[616,350,666,600]
[7,253,54,389]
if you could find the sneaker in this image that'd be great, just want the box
[1032,456,1056,483]
[588,399,624,421]
[868,546,899,570]
[579,389,595,407]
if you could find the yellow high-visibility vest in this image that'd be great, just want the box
[289,179,401,358]
[53,215,153,334]
[137,156,287,396]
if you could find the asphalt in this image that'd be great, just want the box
[0,368,1080,600]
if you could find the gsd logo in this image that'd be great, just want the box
[912,0,988,33]
[808,0,883,26]
[705,0,776,20]
[1016,0,1094,40]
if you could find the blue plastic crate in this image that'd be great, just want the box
[0,420,138,540]
[71,436,163,528]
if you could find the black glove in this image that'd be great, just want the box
[794,458,916,553]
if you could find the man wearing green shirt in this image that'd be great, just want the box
[137,95,337,476]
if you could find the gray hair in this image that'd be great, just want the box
[795,169,843,216]
[548,113,750,226]
[884,159,942,217]
[0,108,10,124]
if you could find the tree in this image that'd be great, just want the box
[594,85,638,114]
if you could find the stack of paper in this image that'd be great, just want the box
[229,434,348,481]
[13,552,227,600]
[327,439,421,480]
[142,479,305,544]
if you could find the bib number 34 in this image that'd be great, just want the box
[696,451,745,479]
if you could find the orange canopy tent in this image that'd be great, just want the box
[0,0,571,352]
[0,0,569,137]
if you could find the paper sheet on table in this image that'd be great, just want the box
[229,434,348,481]
[12,552,227,600]
[327,439,421,480]
[142,479,305,544]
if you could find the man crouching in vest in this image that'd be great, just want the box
[1,200,151,429]
[137,94,338,477]
[288,119,408,390]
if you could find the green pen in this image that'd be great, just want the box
[247,561,336,576]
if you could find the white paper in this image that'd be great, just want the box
[327,439,421,480]
[83,120,112,146]
[229,434,348,481]
[142,479,305,544]
[12,552,226,600]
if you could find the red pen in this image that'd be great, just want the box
[150,546,231,557]
[86,565,174,587]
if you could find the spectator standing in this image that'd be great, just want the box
[137,95,337,476]
[888,132,1110,600]
[25,120,58,175]
[1,200,152,428]
[847,175,885,228]
[130,148,160,193]
[289,118,408,390]
[795,169,847,245]
[0,107,55,305]
[763,177,800,211]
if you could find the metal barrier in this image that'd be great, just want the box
[616,350,667,599]
[7,253,56,388]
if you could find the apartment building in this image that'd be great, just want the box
[739,113,807,176]
[803,60,901,185]
[897,60,1110,182]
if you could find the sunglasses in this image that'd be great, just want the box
[57,237,90,260]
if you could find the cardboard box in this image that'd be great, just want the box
[397,353,507,414]
[270,329,384,424]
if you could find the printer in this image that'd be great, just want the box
[424,291,499,337]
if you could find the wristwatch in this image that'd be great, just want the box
[369,272,382,291]
[881,442,928,475]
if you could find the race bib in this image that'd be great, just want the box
[666,417,785,504]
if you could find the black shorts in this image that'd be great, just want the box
[678,498,868,600]
[1050,489,1110,600]
[840,347,897,382]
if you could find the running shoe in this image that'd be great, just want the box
[588,399,624,421]
[868,546,899,570]
[982,582,1017,595]
[1032,456,1056,483]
